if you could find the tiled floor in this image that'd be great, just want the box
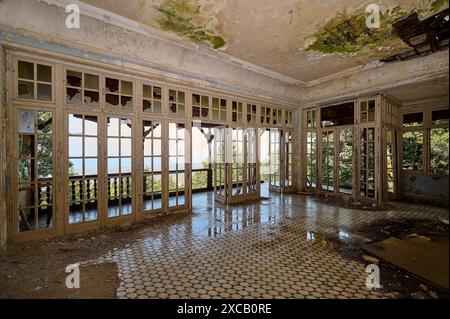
[83,188,448,299]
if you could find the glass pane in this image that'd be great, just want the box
[108,138,119,157]
[121,81,133,95]
[121,138,131,157]
[85,116,98,135]
[107,118,120,136]
[18,81,34,99]
[84,73,99,90]
[18,61,34,80]
[85,138,97,157]
[69,136,82,157]
[37,83,52,101]
[37,64,51,83]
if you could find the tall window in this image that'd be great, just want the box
[321,131,334,192]
[386,129,395,195]
[17,60,52,101]
[143,121,162,211]
[17,110,53,232]
[306,132,317,188]
[430,109,449,175]
[231,128,244,195]
[360,128,375,198]
[338,128,353,194]
[246,128,257,194]
[168,123,186,208]
[66,70,99,107]
[68,114,99,224]
[402,112,423,171]
[269,129,280,187]
[284,132,293,187]
[107,118,132,217]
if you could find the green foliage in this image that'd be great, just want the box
[430,128,449,175]
[402,131,424,171]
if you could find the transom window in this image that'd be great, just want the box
[105,77,133,109]
[360,100,375,123]
[142,84,162,113]
[285,110,293,127]
[246,104,257,124]
[168,89,186,116]
[192,94,209,119]
[306,110,317,128]
[17,60,52,101]
[212,97,227,121]
[261,106,271,125]
[232,101,243,123]
[66,69,100,107]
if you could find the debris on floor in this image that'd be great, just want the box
[362,235,449,290]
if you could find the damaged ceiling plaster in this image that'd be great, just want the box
[80,0,449,82]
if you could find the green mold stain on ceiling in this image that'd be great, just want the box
[306,1,448,55]
[156,0,226,49]
[306,6,409,55]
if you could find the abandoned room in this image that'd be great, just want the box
[0,0,448,302]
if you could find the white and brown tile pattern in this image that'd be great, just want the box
[83,191,448,299]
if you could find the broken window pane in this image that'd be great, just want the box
[403,112,423,127]
[321,102,354,127]
[432,109,449,126]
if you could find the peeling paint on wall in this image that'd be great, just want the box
[156,0,226,49]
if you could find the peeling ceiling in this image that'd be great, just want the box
[80,0,449,82]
